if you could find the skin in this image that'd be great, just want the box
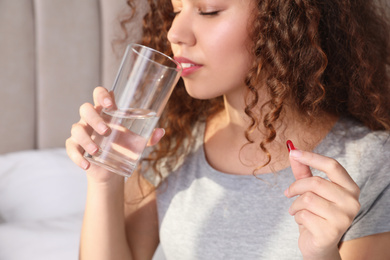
[66,0,390,259]
[168,0,253,100]
[287,150,390,260]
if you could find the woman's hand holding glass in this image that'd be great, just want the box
[66,86,164,183]
[285,148,361,260]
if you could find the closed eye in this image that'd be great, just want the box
[199,11,219,16]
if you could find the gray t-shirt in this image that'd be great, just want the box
[153,117,390,259]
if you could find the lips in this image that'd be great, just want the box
[174,57,202,77]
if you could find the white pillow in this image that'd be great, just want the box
[0,148,87,222]
[0,148,166,260]
[0,149,87,259]
[0,215,82,260]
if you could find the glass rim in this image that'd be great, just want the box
[128,43,182,72]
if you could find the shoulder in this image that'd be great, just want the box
[317,117,390,183]
[339,117,390,164]
[335,119,390,242]
[333,116,389,143]
[322,116,390,160]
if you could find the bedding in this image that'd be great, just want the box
[0,149,86,260]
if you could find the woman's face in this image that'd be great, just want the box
[168,0,254,100]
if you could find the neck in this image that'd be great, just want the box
[204,93,338,175]
[221,89,338,146]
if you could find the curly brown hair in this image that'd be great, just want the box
[121,0,390,181]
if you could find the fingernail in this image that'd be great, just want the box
[286,140,296,152]
[284,188,289,197]
[98,122,108,134]
[87,143,98,154]
[290,149,303,158]
[104,98,112,107]
[81,160,89,170]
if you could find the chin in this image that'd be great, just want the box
[183,81,223,100]
[185,88,221,100]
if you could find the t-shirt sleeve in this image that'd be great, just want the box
[341,133,390,241]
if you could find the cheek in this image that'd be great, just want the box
[208,40,252,92]
[206,19,252,73]
[208,22,248,53]
[184,23,252,99]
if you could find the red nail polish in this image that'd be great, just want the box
[286,140,295,152]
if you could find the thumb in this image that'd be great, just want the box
[147,128,165,147]
[287,140,312,180]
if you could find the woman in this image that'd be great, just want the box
[66,0,390,259]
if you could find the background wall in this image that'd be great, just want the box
[0,0,147,154]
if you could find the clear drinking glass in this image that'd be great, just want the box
[84,44,182,177]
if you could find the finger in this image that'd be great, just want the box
[289,149,359,194]
[93,86,115,109]
[79,102,110,136]
[70,122,99,155]
[287,140,313,180]
[147,128,165,146]
[294,209,327,237]
[66,137,90,170]
[289,191,335,218]
[294,209,348,249]
[286,176,359,211]
[286,176,342,199]
[286,176,361,224]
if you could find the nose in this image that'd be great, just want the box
[167,12,196,46]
